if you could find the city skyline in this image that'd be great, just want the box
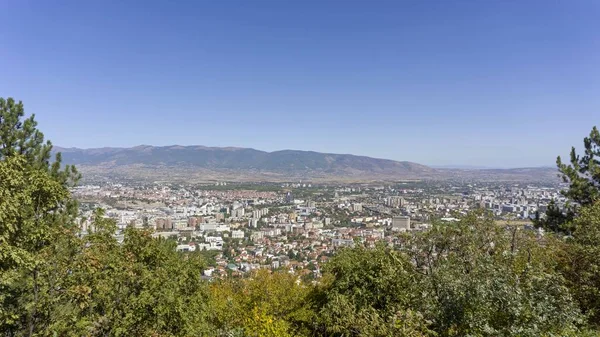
[2,1,599,167]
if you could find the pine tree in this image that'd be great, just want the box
[533,200,575,234]
[557,126,600,206]
[537,126,600,233]
[0,97,79,334]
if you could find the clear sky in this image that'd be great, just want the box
[1,1,599,168]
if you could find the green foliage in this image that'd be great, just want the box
[314,213,585,337]
[243,306,293,337]
[533,199,575,234]
[539,126,600,233]
[0,98,79,335]
[559,202,600,327]
[0,98,49,166]
[411,213,582,336]
[314,244,433,337]
[1,98,213,336]
[557,125,600,206]
[62,215,211,336]
[0,97,79,183]
[209,270,314,336]
[0,155,66,331]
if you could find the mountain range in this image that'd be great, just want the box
[54,145,558,183]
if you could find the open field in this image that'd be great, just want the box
[495,219,533,226]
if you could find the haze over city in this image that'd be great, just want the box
[1,1,598,168]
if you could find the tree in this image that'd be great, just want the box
[536,126,600,233]
[557,126,600,206]
[314,244,433,337]
[0,155,69,332]
[209,270,313,336]
[533,199,575,234]
[0,98,48,165]
[559,202,600,327]
[46,210,212,336]
[314,212,584,337]
[243,305,293,337]
[0,97,78,182]
[407,212,582,336]
[0,97,80,335]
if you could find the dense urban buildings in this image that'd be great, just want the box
[72,179,565,279]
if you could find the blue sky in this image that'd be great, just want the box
[1,1,599,168]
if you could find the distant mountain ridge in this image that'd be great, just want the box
[54,145,558,183]
[54,145,435,181]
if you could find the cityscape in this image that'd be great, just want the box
[73,178,566,279]
[2,0,599,336]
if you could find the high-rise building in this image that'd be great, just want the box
[392,216,410,231]
[386,196,404,208]
[154,218,173,230]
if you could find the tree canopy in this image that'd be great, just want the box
[557,126,600,206]
[536,125,600,234]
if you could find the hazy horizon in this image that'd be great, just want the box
[2,1,598,168]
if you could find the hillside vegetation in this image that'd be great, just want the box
[55,145,435,181]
